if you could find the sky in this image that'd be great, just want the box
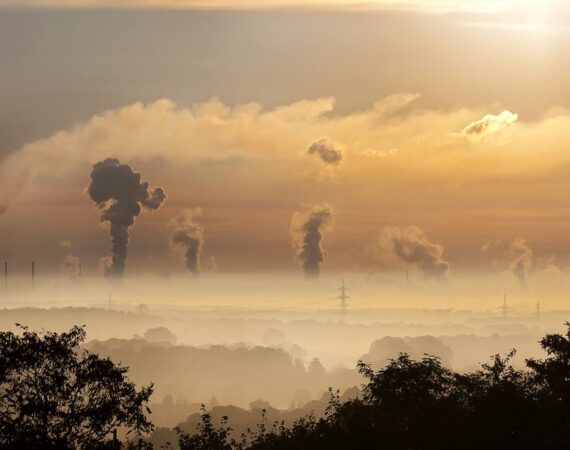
[0,0,565,14]
[1,1,570,282]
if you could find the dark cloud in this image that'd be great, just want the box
[307,139,343,165]
[88,158,167,278]
[376,226,449,279]
[169,208,204,275]
[290,204,334,278]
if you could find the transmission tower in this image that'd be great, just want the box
[336,278,352,322]
[499,294,512,319]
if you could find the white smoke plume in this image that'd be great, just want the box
[169,208,204,275]
[482,238,533,287]
[59,240,81,278]
[375,226,449,279]
[290,203,334,278]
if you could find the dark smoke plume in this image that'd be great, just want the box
[290,204,334,278]
[88,158,166,278]
[307,138,344,165]
[169,208,204,275]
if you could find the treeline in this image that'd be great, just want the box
[150,388,360,447]
[84,338,361,410]
[2,324,570,449]
[167,324,570,450]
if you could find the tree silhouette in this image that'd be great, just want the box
[177,405,234,450]
[171,324,570,450]
[4,323,570,449]
[0,325,153,449]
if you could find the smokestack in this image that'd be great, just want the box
[4,261,6,290]
[31,261,35,289]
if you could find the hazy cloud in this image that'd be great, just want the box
[0,95,568,222]
[372,92,420,118]
[0,0,517,12]
[60,239,72,250]
[290,204,334,278]
[462,111,518,139]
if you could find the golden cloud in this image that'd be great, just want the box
[1,94,570,216]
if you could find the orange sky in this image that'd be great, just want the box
[0,3,569,280]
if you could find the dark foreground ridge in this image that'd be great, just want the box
[2,324,570,449]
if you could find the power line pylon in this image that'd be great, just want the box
[336,278,352,322]
[499,294,512,319]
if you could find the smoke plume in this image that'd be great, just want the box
[59,240,81,278]
[169,208,204,275]
[482,238,533,287]
[307,139,344,165]
[375,226,449,279]
[88,158,167,278]
[61,254,81,278]
[290,204,334,278]
[207,256,218,273]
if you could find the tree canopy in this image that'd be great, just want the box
[4,323,570,449]
[0,325,153,449]
[176,323,570,450]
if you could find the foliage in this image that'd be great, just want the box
[177,405,235,450]
[4,323,570,449]
[0,325,153,449]
[175,324,570,450]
